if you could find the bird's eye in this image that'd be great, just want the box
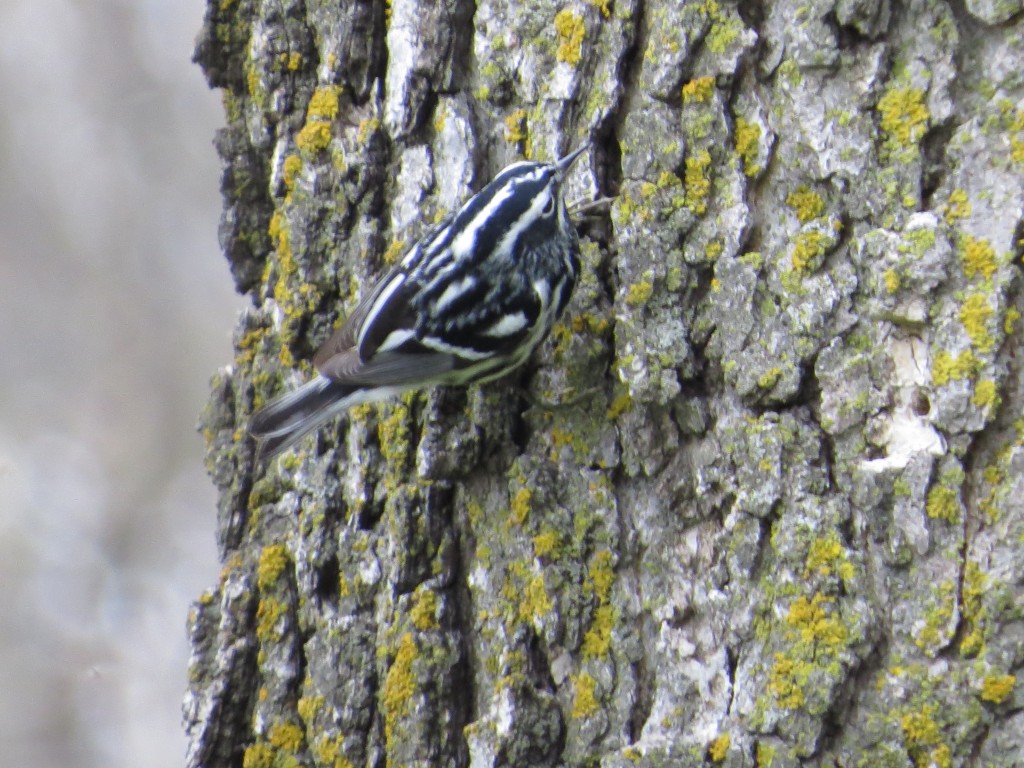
[541,196,556,216]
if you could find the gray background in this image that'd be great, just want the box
[0,1,238,765]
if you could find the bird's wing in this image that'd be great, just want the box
[315,347,457,386]
[313,216,458,369]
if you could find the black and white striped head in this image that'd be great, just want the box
[444,145,589,260]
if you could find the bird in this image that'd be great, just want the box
[249,143,590,460]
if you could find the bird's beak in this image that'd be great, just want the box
[555,142,589,180]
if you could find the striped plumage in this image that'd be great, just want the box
[249,144,588,459]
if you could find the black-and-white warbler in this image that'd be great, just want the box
[249,143,589,459]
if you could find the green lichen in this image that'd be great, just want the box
[706,4,742,54]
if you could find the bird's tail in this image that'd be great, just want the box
[249,375,358,460]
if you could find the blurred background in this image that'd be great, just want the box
[0,1,240,765]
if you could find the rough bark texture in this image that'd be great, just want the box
[187,1,1024,767]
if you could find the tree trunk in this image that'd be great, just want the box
[186,1,1024,766]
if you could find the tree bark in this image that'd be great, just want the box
[187,1,1024,766]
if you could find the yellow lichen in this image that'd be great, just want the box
[554,9,585,65]
[381,633,418,741]
[877,86,930,148]
[519,574,552,620]
[589,549,615,603]
[242,743,274,768]
[961,235,998,280]
[980,673,1015,703]
[683,149,712,214]
[786,593,847,649]
[606,392,633,419]
[883,268,900,293]
[959,293,994,352]
[925,484,959,523]
[257,544,290,591]
[581,604,614,658]
[510,487,532,526]
[682,75,715,103]
[504,108,529,148]
[281,154,303,191]
[708,733,730,762]
[268,722,304,753]
[625,280,654,307]
[767,653,805,709]
[900,705,949,768]
[532,528,562,558]
[734,117,761,176]
[805,535,855,584]
[382,238,407,266]
[758,367,783,389]
[307,85,342,120]
[357,117,380,144]
[410,589,438,630]
[943,189,971,225]
[786,186,825,223]
[790,230,829,272]
[296,121,332,155]
[972,379,1000,410]
[1004,307,1020,335]
[932,349,979,386]
[571,673,598,718]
